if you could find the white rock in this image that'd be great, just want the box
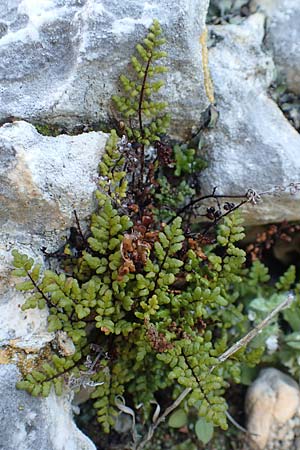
[251,0,300,94]
[199,13,300,225]
[0,120,107,236]
[246,368,300,449]
[56,331,76,356]
[0,120,106,449]
[0,364,96,450]
[0,0,210,140]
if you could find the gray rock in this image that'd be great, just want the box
[0,120,107,347]
[0,0,209,140]
[0,248,52,347]
[0,120,107,237]
[0,364,96,450]
[208,0,248,17]
[0,120,107,449]
[246,368,300,450]
[251,0,300,94]
[199,13,300,225]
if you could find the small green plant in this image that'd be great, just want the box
[12,205,261,433]
[112,19,170,145]
[242,263,300,379]
[10,19,299,450]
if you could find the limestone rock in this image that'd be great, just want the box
[0,119,107,350]
[0,0,210,140]
[246,368,300,450]
[251,0,300,94]
[0,120,107,237]
[199,13,300,225]
[0,120,106,449]
[0,364,96,450]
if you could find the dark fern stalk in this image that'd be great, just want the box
[112,20,170,187]
[112,20,169,144]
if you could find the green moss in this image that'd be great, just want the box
[34,120,114,137]
[34,123,63,137]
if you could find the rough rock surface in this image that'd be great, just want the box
[0,365,95,450]
[0,120,106,450]
[251,0,300,94]
[246,368,300,450]
[0,120,107,237]
[0,0,209,140]
[199,13,300,225]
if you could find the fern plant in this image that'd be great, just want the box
[10,19,298,449]
[13,207,298,437]
[12,186,264,435]
[112,19,170,146]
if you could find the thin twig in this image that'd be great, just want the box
[201,199,248,238]
[166,192,249,225]
[210,291,295,373]
[166,185,281,227]
[137,54,152,187]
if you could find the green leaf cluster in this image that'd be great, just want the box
[153,144,207,223]
[112,19,170,144]
[244,262,300,378]
[12,209,259,433]
[97,129,128,203]
[15,352,83,397]
[173,144,207,177]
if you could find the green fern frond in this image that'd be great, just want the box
[112,19,170,145]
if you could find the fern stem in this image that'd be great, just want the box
[138,54,152,186]
[26,270,54,310]
[138,55,152,138]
